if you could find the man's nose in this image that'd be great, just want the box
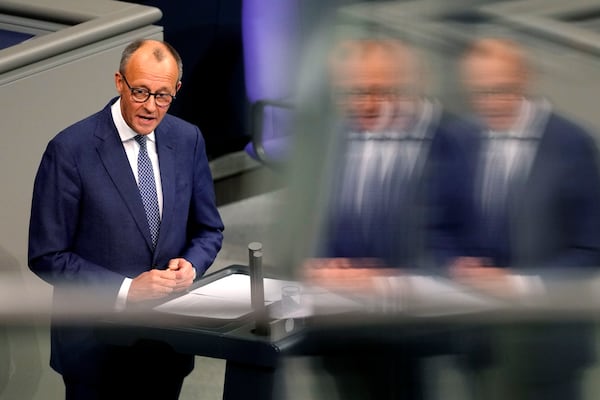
[143,95,158,111]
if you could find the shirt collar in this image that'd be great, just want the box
[110,98,157,143]
[489,98,550,140]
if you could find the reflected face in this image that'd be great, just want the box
[332,45,418,132]
[462,51,528,132]
[115,44,180,135]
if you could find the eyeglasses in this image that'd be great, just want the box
[468,86,522,100]
[335,87,414,102]
[120,74,176,107]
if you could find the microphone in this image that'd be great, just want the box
[248,242,269,336]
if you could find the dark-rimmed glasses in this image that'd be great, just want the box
[468,86,522,101]
[334,86,414,102]
[121,74,176,107]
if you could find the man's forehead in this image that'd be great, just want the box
[463,40,528,76]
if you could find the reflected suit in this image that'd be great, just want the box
[321,103,476,269]
[452,102,600,400]
[459,106,600,270]
[316,103,479,400]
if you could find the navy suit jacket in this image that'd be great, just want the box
[456,112,600,270]
[28,98,224,381]
[319,111,477,269]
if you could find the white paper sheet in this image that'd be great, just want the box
[154,273,303,318]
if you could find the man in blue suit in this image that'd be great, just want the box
[450,37,600,400]
[28,39,224,399]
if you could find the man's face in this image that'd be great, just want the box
[463,53,527,132]
[333,49,417,132]
[115,47,180,135]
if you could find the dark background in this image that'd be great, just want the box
[131,0,248,160]
[129,0,376,160]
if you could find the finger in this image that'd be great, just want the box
[151,274,176,289]
[167,259,180,270]
[156,286,173,297]
[173,280,192,291]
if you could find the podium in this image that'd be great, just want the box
[96,264,306,400]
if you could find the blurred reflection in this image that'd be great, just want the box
[456,37,600,272]
[449,37,600,400]
[301,35,479,400]
[307,37,475,276]
[309,38,424,287]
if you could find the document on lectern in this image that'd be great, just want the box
[154,273,298,319]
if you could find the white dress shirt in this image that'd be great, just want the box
[342,99,438,216]
[111,99,164,216]
[480,98,550,218]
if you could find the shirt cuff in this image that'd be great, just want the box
[115,277,132,311]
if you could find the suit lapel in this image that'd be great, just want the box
[94,105,155,251]
[154,121,177,253]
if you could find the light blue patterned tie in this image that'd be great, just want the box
[134,135,161,248]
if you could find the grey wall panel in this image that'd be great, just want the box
[0,0,163,73]
[0,2,163,308]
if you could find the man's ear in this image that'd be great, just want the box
[115,72,123,92]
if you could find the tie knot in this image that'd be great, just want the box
[134,134,147,148]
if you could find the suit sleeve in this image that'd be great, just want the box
[181,128,224,277]
[28,139,125,295]
[550,132,600,269]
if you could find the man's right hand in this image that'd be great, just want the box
[127,269,177,303]
[302,257,392,293]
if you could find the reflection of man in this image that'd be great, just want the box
[28,39,224,399]
[454,37,600,400]
[314,38,472,272]
[307,38,477,400]
[455,37,600,293]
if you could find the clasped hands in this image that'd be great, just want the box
[127,258,196,303]
[450,257,519,299]
[303,256,521,300]
[303,257,397,294]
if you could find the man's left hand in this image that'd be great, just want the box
[450,257,518,299]
[167,258,196,292]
